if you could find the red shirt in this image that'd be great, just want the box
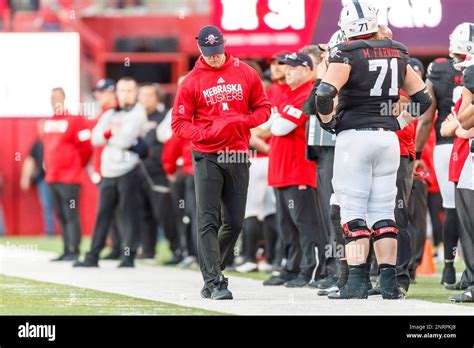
[268,81,316,188]
[162,134,194,176]
[172,53,271,154]
[43,114,93,184]
[422,126,440,193]
[449,97,469,183]
[396,90,416,159]
[266,82,290,107]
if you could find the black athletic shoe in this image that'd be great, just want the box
[449,288,474,303]
[368,286,382,296]
[441,263,456,285]
[210,276,233,300]
[102,251,122,260]
[308,276,337,289]
[164,255,183,266]
[61,253,79,261]
[51,253,71,262]
[200,285,211,299]
[445,282,469,291]
[380,266,403,300]
[73,257,99,268]
[118,258,135,268]
[328,265,368,299]
[334,264,349,289]
[263,273,297,286]
[285,275,310,288]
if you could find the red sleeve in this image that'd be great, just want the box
[162,134,183,175]
[244,69,271,128]
[280,95,308,127]
[171,81,207,142]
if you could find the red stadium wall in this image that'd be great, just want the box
[0,118,98,236]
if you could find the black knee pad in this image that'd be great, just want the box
[372,220,398,241]
[343,219,371,243]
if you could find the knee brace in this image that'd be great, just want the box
[372,220,398,241]
[343,219,371,243]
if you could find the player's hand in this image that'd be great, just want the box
[412,159,427,179]
[167,173,177,183]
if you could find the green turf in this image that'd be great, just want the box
[2,236,473,307]
[0,275,223,316]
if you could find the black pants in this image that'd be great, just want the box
[314,146,337,276]
[184,173,197,257]
[395,156,414,291]
[109,210,122,255]
[86,168,141,261]
[49,183,81,255]
[408,179,428,278]
[275,186,325,280]
[262,214,282,265]
[428,192,443,247]
[455,188,474,286]
[193,151,249,287]
[139,172,178,257]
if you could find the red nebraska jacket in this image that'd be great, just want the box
[171,52,271,153]
[43,114,93,184]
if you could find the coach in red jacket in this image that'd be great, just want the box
[43,87,93,261]
[172,25,271,300]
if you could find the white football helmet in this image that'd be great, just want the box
[449,22,474,57]
[338,0,379,39]
[328,30,346,49]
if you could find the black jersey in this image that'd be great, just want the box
[328,39,409,134]
[426,58,463,145]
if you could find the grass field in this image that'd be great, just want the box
[1,236,472,312]
[0,275,222,315]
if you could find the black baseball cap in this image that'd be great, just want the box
[196,25,225,57]
[280,52,313,70]
[408,58,425,75]
[94,78,116,92]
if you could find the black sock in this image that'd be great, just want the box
[442,208,459,262]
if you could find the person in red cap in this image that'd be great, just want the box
[172,25,271,300]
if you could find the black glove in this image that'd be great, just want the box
[302,79,321,115]
[317,110,344,134]
[128,137,149,159]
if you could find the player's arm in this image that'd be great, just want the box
[271,118,297,136]
[108,106,147,149]
[413,79,437,153]
[458,66,474,129]
[171,82,209,142]
[317,62,350,123]
[245,73,272,128]
[91,110,113,146]
[249,134,270,154]
[20,156,35,191]
[251,127,272,139]
[398,65,432,129]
